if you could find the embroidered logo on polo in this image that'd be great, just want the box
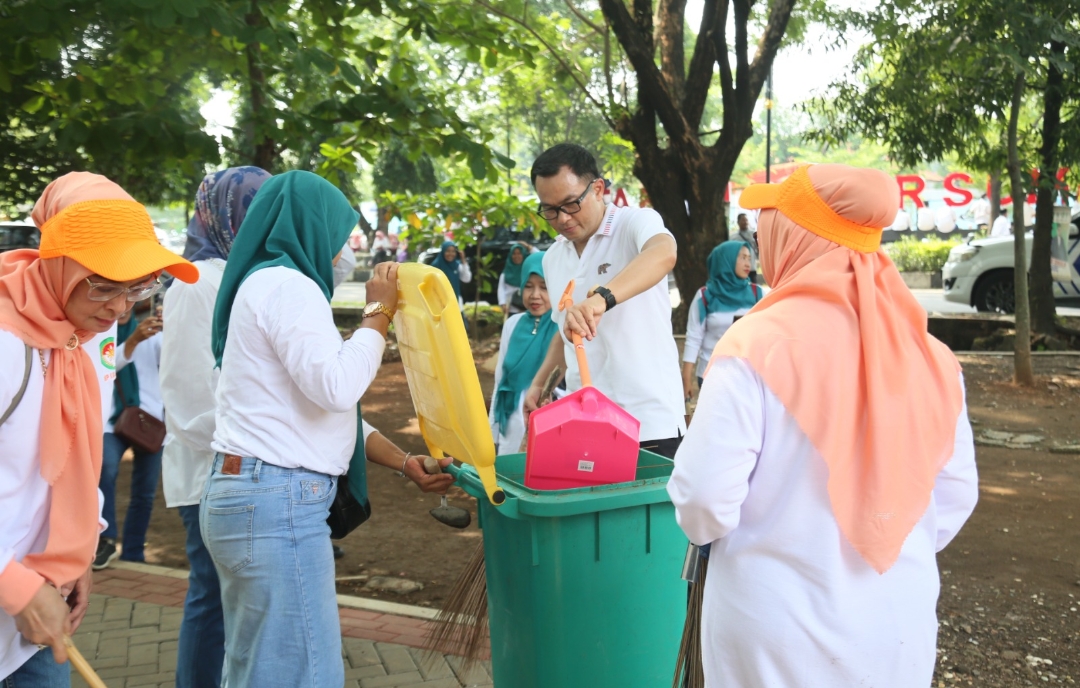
[598,263,611,275]
[100,338,115,370]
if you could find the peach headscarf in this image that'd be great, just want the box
[712,164,963,573]
[0,173,134,613]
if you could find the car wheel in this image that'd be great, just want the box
[972,271,1015,314]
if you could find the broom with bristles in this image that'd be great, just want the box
[424,365,564,668]
[672,544,709,688]
[424,540,488,667]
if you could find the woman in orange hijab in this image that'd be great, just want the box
[0,172,197,683]
[668,164,978,687]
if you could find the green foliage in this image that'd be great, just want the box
[373,137,438,196]
[0,0,543,212]
[0,1,221,211]
[381,168,550,253]
[885,236,963,273]
[732,106,897,185]
[804,0,1080,182]
[383,167,553,301]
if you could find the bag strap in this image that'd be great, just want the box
[0,344,33,428]
[751,283,760,300]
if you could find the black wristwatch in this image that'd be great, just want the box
[591,285,617,312]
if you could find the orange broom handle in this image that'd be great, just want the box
[557,281,592,388]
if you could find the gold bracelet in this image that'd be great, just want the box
[398,453,412,478]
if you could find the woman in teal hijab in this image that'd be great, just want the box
[489,251,557,453]
[497,243,529,316]
[430,239,473,306]
[204,171,453,688]
[682,240,764,400]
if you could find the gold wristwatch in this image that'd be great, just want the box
[362,301,394,321]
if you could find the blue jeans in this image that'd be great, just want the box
[100,432,163,561]
[200,456,342,688]
[1,648,69,688]
[176,505,224,688]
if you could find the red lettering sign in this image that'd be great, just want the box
[613,187,629,207]
[943,172,974,207]
[896,175,926,209]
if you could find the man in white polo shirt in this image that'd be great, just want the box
[523,143,686,457]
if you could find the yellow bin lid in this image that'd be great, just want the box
[394,263,505,505]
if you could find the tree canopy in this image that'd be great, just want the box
[806,0,1080,338]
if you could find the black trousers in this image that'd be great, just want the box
[641,434,684,459]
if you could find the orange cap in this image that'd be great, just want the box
[38,199,198,283]
[739,165,884,253]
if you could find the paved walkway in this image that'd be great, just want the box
[71,563,492,688]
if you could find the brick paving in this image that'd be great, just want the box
[71,563,492,688]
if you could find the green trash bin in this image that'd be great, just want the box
[451,449,688,688]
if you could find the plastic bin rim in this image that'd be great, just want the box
[449,449,675,519]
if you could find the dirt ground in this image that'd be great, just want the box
[930,354,1080,687]
[114,349,1080,683]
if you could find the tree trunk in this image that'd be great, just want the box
[1006,71,1034,387]
[595,0,793,331]
[1030,41,1064,335]
[989,172,1002,228]
[630,144,730,333]
[245,3,276,171]
[376,204,390,236]
[356,206,374,236]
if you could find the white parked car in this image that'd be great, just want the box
[942,210,1080,313]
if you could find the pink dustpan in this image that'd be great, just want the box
[524,281,641,490]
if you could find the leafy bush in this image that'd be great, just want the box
[885,235,963,273]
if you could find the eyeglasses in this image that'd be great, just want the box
[537,179,599,222]
[85,276,162,302]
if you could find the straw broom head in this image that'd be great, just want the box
[423,541,488,670]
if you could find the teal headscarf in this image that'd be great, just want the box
[700,240,761,320]
[211,171,370,515]
[493,252,556,437]
[502,244,527,288]
[212,170,359,365]
[431,240,462,298]
[109,316,139,426]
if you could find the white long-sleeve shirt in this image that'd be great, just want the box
[668,358,978,688]
[496,273,521,313]
[0,328,115,678]
[454,261,473,308]
[160,258,224,507]
[211,266,384,475]
[682,290,755,379]
[108,330,163,432]
[488,314,527,454]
